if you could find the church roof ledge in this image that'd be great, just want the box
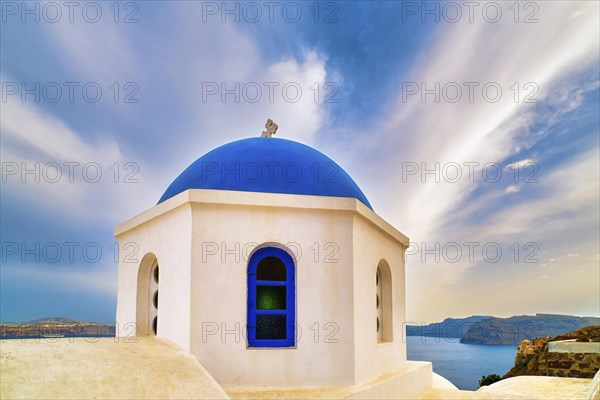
[114,189,408,246]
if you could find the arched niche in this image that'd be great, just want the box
[376,259,393,342]
[136,253,159,336]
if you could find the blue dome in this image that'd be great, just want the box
[158,137,372,209]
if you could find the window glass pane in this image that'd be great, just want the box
[256,315,286,339]
[257,257,286,281]
[257,286,286,310]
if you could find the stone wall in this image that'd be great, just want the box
[546,340,600,378]
[546,352,600,378]
[506,338,600,378]
[505,326,600,379]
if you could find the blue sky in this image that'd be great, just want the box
[1,1,599,324]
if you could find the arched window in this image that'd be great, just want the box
[149,261,159,335]
[376,268,383,341]
[136,253,159,336]
[377,259,393,342]
[248,247,295,347]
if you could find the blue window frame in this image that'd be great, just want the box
[247,246,295,347]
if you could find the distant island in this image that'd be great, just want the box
[406,315,492,339]
[4,314,599,343]
[0,317,115,338]
[406,314,600,345]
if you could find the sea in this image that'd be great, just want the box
[406,335,517,391]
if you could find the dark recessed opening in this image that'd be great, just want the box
[153,265,159,283]
[257,257,286,281]
[256,314,286,339]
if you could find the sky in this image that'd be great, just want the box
[1,1,599,325]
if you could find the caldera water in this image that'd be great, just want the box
[406,336,517,390]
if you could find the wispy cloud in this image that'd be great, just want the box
[1,4,334,318]
[336,2,600,321]
[365,2,600,241]
[2,2,598,323]
[0,95,149,223]
[44,16,137,83]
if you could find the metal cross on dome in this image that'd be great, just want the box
[261,119,278,138]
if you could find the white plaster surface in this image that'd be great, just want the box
[548,339,600,354]
[115,189,413,389]
[0,337,228,399]
[226,361,432,399]
[432,372,459,389]
[586,370,600,400]
[476,376,594,399]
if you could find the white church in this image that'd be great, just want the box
[114,122,435,398]
[3,123,596,400]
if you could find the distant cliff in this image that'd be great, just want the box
[406,315,491,339]
[406,314,600,344]
[460,314,600,345]
[1,317,115,338]
[504,325,600,379]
